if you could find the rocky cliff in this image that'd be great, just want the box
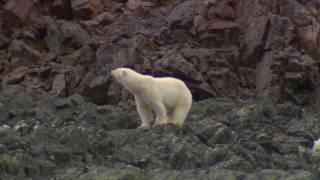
[1,0,320,179]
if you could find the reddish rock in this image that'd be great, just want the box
[4,67,30,84]
[296,24,320,59]
[51,0,73,20]
[71,0,102,20]
[2,0,36,28]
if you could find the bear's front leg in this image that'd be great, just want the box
[153,102,169,127]
[135,95,153,129]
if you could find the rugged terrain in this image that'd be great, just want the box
[1,0,320,179]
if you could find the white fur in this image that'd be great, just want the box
[111,68,192,129]
[312,138,320,157]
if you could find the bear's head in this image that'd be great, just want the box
[111,68,143,94]
[111,68,128,83]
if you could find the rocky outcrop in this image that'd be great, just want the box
[1,0,320,105]
[0,90,319,179]
[1,0,320,179]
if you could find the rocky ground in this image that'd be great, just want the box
[1,89,320,179]
[1,0,320,179]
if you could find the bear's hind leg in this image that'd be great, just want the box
[135,95,153,129]
[171,107,190,128]
[153,102,169,127]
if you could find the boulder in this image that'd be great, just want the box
[46,20,90,55]
[3,66,30,85]
[51,0,73,20]
[71,0,102,20]
[0,34,9,49]
[8,40,42,69]
[1,0,36,28]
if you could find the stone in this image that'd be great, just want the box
[168,0,200,29]
[51,0,73,20]
[1,0,36,28]
[4,67,30,85]
[78,166,148,180]
[95,12,115,26]
[59,45,95,66]
[71,0,102,20]
[8,40,42,69]
[127,0,155,11]
[296,24,320,59]
[46,20,90,55]
[207,2,236,20]
[0,34,9,49]
[0,155,21,174]
[78,69,111,105]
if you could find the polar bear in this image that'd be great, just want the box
[312,138,320,157]
[111,68,192,129]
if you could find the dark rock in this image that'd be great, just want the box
[0,95,319,179]
[51,0,73,20]
[3,66,30,85]
[207,2,236,20]
[46,20,90,55]
[167,0,200,29]
[71,0,102,20]
[126,0,155,11]
[207,169,247,179]
[0,34,9,49]
[256,50,320,105]
[20,26,43,41]
[59,45,95,67]
[1,0,36,28]
[78,166,148,180]
[112,47,131,67]
[78,69,111,105]
[95,12,115,26]
[0,155,21,175]
[196,122,235,146]
[96,44,114,69]
[8,40,42,69]
[96,106,138,130]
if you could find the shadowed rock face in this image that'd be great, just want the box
[1,0,320,179]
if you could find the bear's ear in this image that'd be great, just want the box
[122,70,127,77]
